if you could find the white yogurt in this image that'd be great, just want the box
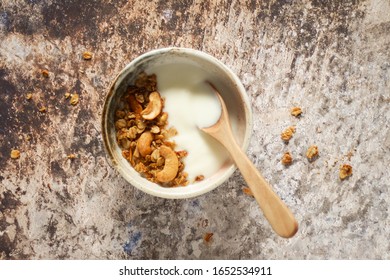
[150,63,229,182]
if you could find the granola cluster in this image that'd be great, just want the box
[281,152,293,166]
[339,164,353,180]
[115,72,189,187]
[306,145,319,161]
[281,126,296,142]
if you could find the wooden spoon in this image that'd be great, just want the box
[201,83,298,238]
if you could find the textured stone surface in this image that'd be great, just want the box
[0,0,389,259]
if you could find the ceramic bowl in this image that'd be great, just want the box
[102,47,252,199]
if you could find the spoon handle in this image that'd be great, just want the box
[202,84,298,237]
[226,139,298,238]
[204,108,298,237]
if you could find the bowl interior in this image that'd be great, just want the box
[102,48,252,199]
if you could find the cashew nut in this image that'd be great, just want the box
[156,146,179,183]
[141,91,162,120]
[137,131,153,157]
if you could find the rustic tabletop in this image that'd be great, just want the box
[1,0,389,259]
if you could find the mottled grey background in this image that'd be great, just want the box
[0,0,389,259]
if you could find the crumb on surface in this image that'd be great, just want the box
[339,164,353,180]
[281,152,293,165]
[306,145,319,161]
[242,187,254,196]
[26,93,33,100]
[70,93,79,105]
[11,149,20,159]
[203,232,214,243]
[41,69,49,77]
[281,126,296,142]
[291,107,302,117]
[82,51,93,60]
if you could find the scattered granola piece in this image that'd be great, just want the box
[194,175,205,182]
[41,69,49,78]
[242,187,254,197]
[306,145,319,161]
[67,154,77,159]
[281,152,293,165]
[339,164,353,180]
[291,107,302,117]
[11,149,20,159]
[39,106,47,112]
[82,51,93,60]
[203,232,214,243]
[281,126,296,142]
[70,93,79,105]
[26,93,33,100]
[64,92,71,99]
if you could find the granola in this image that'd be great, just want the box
[82,51,93,60]
[41,69,49,78]
[306,145,319,161]
[281,152,293,165]
[10,149,20,159]
[291,107,302,117]
[281,126,296,142]
[339,164,352,180]
[70,93,79,105]
[115,72,189,187]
